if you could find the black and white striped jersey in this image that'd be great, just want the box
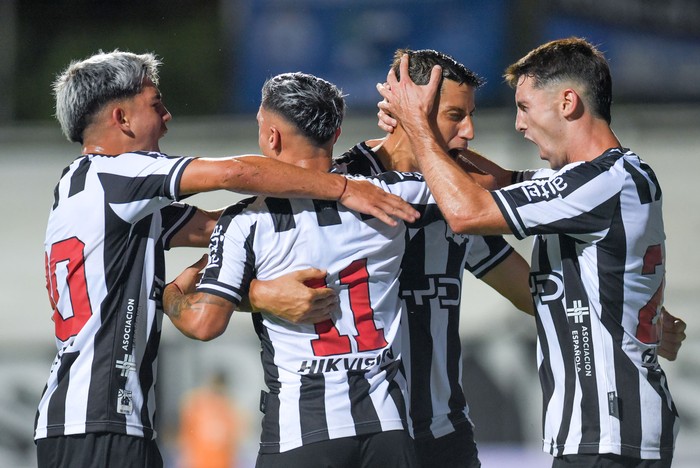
[197,171,443,453]
[334,143,514,440]
[492,148,678,459]
[35,151,195,441]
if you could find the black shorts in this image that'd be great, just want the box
[552,453,672,468]
[413,423,481,468]
[256,430,417,468]
[36,432,163,468]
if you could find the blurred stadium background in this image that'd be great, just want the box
[0,1,698,467]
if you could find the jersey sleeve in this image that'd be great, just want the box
[464,235,514,278]
[492,161,624,240]
[98,152,194,224]
[197,198,259,305]
[160,202,197,250]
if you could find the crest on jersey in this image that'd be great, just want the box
[117,389,133,415]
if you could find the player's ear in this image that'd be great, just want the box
[269,126,282,153]
[112,107,134,135]
[332,127,341,144]
[561,88,583,120]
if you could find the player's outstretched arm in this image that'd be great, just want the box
[163,255,235,341]
[247,268,338,324]
[658,307,687,361]
[180,156,419,227]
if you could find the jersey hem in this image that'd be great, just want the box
[259,419,406,454]
[542,441,675,459]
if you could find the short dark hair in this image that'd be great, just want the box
[53,50,162,143]
[260,72,345,146]
[504,37,613,124]
[391,48,484,90]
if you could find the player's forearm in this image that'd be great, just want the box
[405,126,508,235]
[163,284,232,341]
[181,155,345,200]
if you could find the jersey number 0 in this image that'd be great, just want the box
[45,237,93,341]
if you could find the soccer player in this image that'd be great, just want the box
[163,71,499,468]
[34,50,418,468]
[332,49,533,468]
[379,37,679,468]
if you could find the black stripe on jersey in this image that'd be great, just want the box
[538,196,618,235]
[299,373,330,445]
[98,173,173,206]
[384,359,409,428]
[255,313,282,453]
[445,286,467,428]
[265,198,296,232]
[597,203,645,457]
[548,249,579,453]
[560,236,601,450]
[161,204,197,250]
[138,320,160,439]
[409,332,434,434]
[68,157,91,198]
[46,351,80,437]
[649,365,679,456]
[638,160,662,201]
[312,200,342,226]
[347,370,383,434]
[89,215,153,431]
[624,160,662,204]
[533,237,556,450]
[52,165,71,210]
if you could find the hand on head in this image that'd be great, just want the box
[376,54,442,133]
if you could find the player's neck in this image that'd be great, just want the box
[282,144,333,172]
[368,129,418,172]
[566,120,621,164]
[82,134,160,156]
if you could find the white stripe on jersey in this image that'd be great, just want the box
[494,148,678,459]
[35,151,194,441]
[198,172,435,453]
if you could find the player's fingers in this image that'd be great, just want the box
[384,194,420,223]
[311,291,339,307]
[385,65,399,88]
[658,343,680,361]
[376,108,397,134]
[369,208,398,227]
[376,82,388,96]
[657,350,676,361]
[399,54,410,83]
[428,64,443,90]
[670,317,687,333]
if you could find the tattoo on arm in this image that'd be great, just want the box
[164,285,231,320]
